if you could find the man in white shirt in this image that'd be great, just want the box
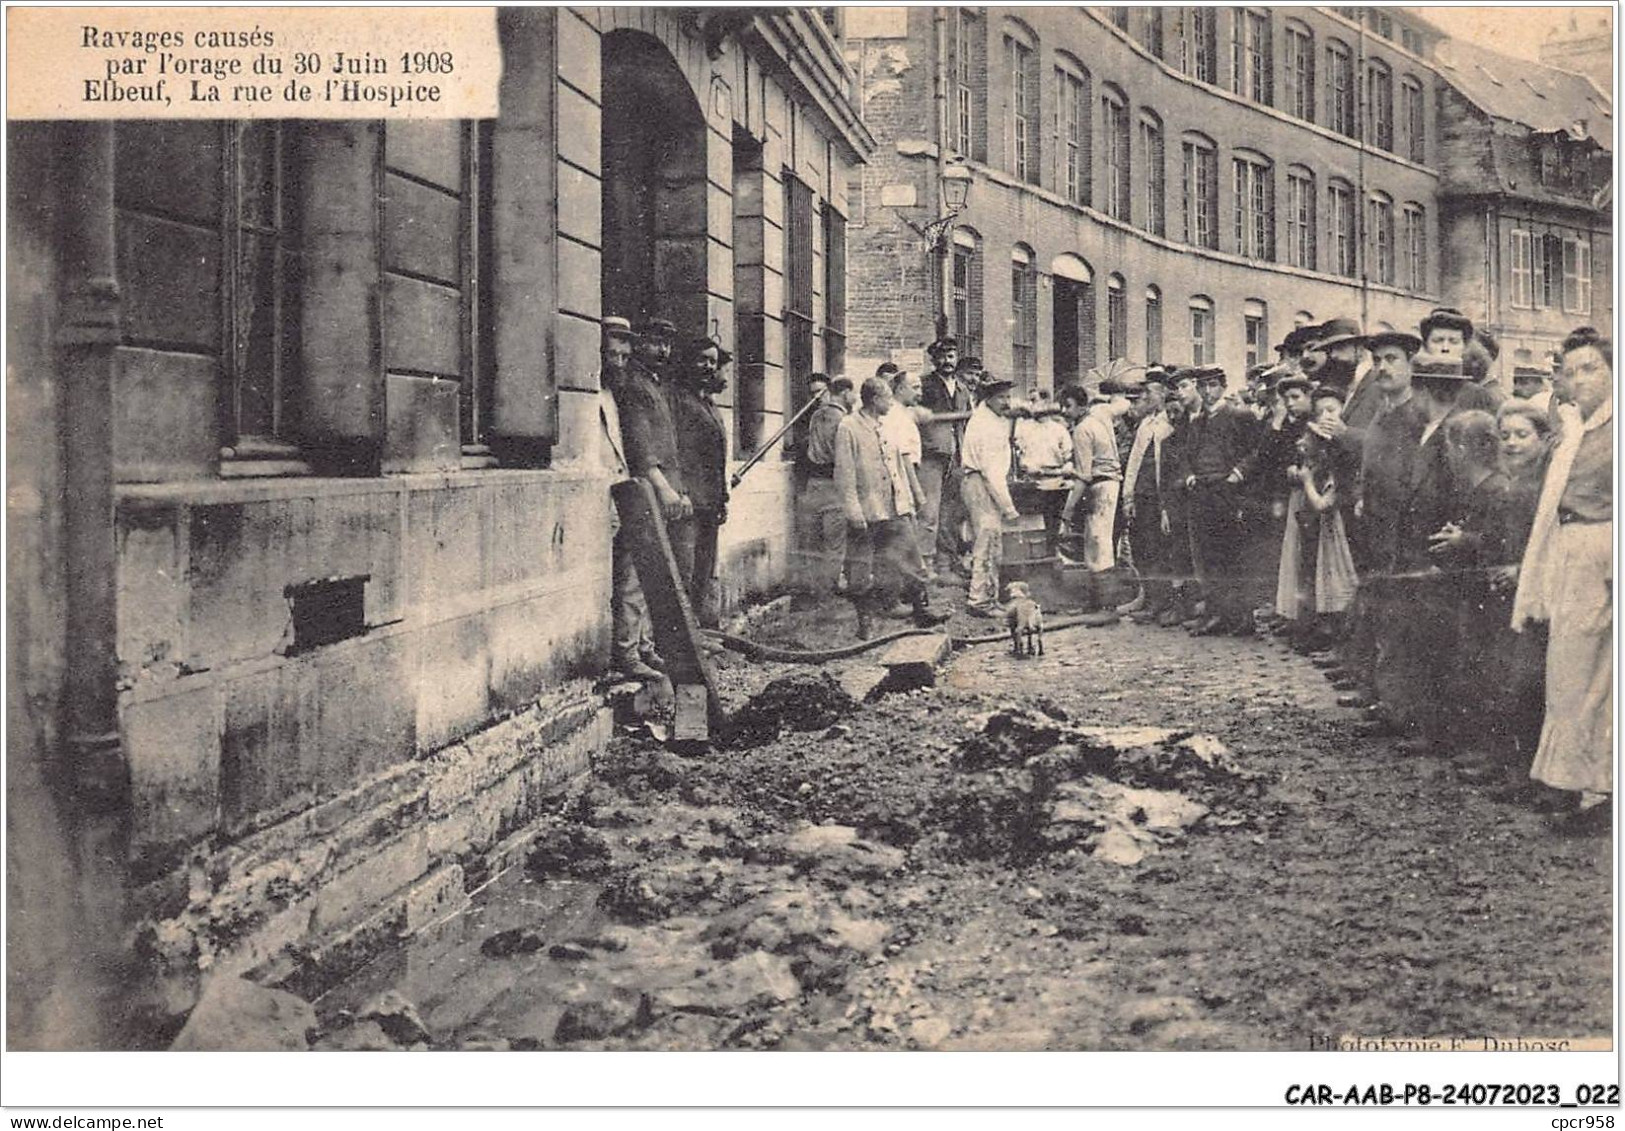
[959,376,1021,616]
[597,316,663,682]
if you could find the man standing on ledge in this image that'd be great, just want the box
[919,336,975,579]
[960,374,1022,617]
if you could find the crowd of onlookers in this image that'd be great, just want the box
[789,310,1611,838]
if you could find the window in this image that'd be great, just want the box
[1285,166,1316,269]
[1110,7,1131,32]
[1510,229,1533,309]
[1402,27,1424,54]
[1327,179,1356,277]
[1053,61,1091,206]
[1232,153,1274,260]
[1139,112,1166,236]
[785,174,816,412]
[951,228,983,360]
[1402,203,1425,291]
[951,10,986,161]
[823,205,847,380]
[1563,237,1592,314]
[1284,21,1315,121]
[1326,40,1356,137]
[1174,7,1218,83]
[1145,285,1163,364]
[1244,300,1268,371]
[1399,76,1425,162]
[1006,33,1039,184]
[1189,295,1215,366]
[1367,60,1394,151]
[1102,86,1131,222]
[1107,274,1128,360]
[1368,192,1395,285]
[1372,9,1394,40]
[1230,9,1271,104]
[1011,245,1037,387]
[1182,133,1218,249]
[1537,233,1563,309]
[1142,9,1165,58]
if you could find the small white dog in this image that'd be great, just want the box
[1004,580,1044,657]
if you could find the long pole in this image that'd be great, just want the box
[933,6,951,340]
[729,389,828,488]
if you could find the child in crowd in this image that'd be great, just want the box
[1276,391,1358,648]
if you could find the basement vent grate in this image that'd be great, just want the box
[284,575,370,654]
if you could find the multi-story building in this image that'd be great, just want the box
[8,8,870,1046]
[846,6,1447,390]
[1434,35,1612,372]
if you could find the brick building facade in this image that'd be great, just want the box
[7,7,870,1046]
[845,6,1449,390]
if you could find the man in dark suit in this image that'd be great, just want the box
[1175,366,1263,635]
[918,336,975,577]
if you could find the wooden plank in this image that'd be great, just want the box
[384,173,462,286]
[384,274,463,378]
[610,478,723,736]
[879,633,952,672]
[384,121,462,190]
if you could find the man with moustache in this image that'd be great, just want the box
[918,337,975,577]
[1176,366,1263,635]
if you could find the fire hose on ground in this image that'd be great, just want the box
[700,613,1120,664]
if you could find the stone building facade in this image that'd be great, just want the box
[7,7,869,1046]
[1434,36,1612,371]
[845,6,1451,388]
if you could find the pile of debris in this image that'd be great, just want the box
[932,706,1265,866]
[726,671,857,748]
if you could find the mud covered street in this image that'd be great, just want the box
[308,593,1612,1052]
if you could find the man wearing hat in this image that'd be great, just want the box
[919,337,975,577]
[597,316,664,682]
[1175,366,1264,635]
[959,373,1022,616]
[1512,364,1553,413]
[1122,367,1179,623]
[669,336,733,627]
[1061,381,1132,619]
[619,316,694,587]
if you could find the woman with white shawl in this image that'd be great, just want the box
[1510,328,1613,837]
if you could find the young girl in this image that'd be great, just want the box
[1275,391,1358,647]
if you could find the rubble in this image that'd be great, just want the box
[727,671,856,748]
[553,988,654,1043]
[170,975,316,1051]
[772,824,907,882]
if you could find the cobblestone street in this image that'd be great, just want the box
[307,587,1612,1051]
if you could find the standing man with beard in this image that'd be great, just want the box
[620,317,693,593]
[1177,366,1262,635]
[669,336,731,628]
[918,337,975,579]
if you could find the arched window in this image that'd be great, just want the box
[1189,295,1215,366]
[1285,165,1316,269]
[1231,149,1274,260]
[1283,19,1315,121]
[1138,110,1166,236]
[1102,84,1131,222]
[1011,244,1038,386]
[1181,131,1218,249]
[1367,191,1395,285]
[950,9,988,162]
[1051,254,1096,380]
[1402,203,1427,291]
[1106,273,1128,360]
[1052,53,1091,205]
[1325,39,1355,137]
[1243,299,1269,370]
[1327,177,1356,277]
[1003,20,1040,184]
[1230,8,1272,104]
[951,227,984,360]
[1366,58,1394,150]
[1144,285,1163,364]
[1399,75,1426,162]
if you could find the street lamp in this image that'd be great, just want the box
[885,158,974,339]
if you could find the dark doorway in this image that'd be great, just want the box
[601,31,708,332]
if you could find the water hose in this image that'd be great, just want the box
[702,613,1117,663]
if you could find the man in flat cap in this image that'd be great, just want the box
[919,336,975,578]
[1122,367,1179,624]
[1061,381,1132,620]
[619,317,694,612]
[1175,366,1263,635]
[800,374,854,595]
[597,316,664,681]
[959,374,1022,616]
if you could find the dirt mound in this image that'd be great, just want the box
[727,672,856,748]
[933,708,1264,863]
